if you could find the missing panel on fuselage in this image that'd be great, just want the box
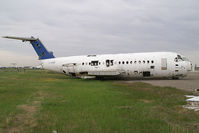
[106,60,114,67]
[143,71,151,77]
[91,61,99,66]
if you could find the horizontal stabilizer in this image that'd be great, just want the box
[2,36,37,41]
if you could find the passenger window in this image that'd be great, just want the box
[147,60,150,63]
[122,61,125,64]
[139,61,141,64]
[143,61,145,63]
[134,61,137,64]
[151,60,154,63]
[119,61,121,64]
[126,61,129,64]
[130,61,132,64]
[82,63,84,65]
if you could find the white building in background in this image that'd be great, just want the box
[195,64,199,71]
[192,64,195,72]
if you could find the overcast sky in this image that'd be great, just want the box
[0,0,199,66]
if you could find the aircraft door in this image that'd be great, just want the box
[161,58,167,70]
[159,58,169,77]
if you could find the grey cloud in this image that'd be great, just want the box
[0,50,40,67]
[0,0,199,66]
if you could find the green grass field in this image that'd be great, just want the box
[0,69,199,133]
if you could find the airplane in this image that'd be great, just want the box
[3,36,192,79]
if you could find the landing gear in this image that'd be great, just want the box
[172,76,179,80]
[96,76,104,80]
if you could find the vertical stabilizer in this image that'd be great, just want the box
[3,36,55,60]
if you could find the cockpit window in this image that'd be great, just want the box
[175,55,184,62]
[177,55,183,60]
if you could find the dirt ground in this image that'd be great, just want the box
[124,71,199,92]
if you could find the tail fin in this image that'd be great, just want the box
[3,36,55,60]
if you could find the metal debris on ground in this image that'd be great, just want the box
[183,95,199,111]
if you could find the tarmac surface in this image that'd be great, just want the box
[124,71,199,92]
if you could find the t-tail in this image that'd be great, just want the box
[2,36,55,60]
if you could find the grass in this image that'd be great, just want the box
[0,69,199,133]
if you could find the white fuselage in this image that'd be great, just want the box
[41,52,191,79]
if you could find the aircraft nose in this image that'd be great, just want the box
[185,61,192,71]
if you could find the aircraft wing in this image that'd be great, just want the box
[77,70,125,79]
[87,71,122,76]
